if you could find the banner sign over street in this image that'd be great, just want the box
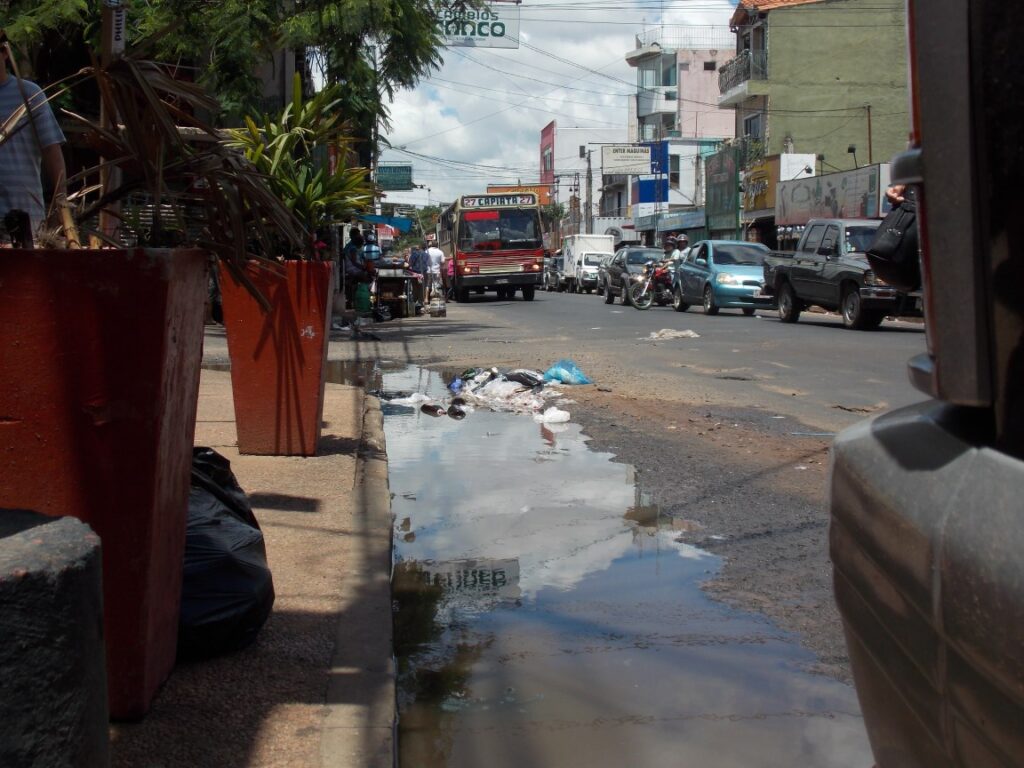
[438,1,520,49]
[602,145,652,175]
[376,163,414,191]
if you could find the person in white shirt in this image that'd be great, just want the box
[426,244,445,300]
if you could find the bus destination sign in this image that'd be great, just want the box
[462,193,537,208]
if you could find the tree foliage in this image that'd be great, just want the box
[3,0,449,156]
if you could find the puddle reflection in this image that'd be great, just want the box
[380,366,871,767]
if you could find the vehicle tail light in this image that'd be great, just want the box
[530,263,541,271]
[462,265,479,275]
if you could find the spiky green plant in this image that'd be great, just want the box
[225,73,374,258]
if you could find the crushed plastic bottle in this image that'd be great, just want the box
[446,405,466,420]
[420,404,446,417]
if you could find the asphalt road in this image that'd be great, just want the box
[327,289,929,684]
[444,289,928,431]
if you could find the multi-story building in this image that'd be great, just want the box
[714,0,908,242]
[539,122,628,244]
[606,27,736,243]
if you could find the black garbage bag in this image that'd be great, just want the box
[179,447,275,660]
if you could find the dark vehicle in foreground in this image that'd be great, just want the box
[673,240,774,316]
[761,218,921,329]
[830,2,1024,766]
[602,247,664,305]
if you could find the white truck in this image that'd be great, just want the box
[561,234,615,294]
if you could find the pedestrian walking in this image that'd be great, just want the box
[426,241,445,302]
[0,30,67,243]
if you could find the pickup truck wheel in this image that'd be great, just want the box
[673,286,690,312]
[777,283,801,323]
[841,285,877,329]
[521,286,535,302]
[703,285,720,316]
[742,308,756,316]
[604,282,615,304]
[456,287,470,303]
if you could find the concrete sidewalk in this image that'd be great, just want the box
[108,359,394,767]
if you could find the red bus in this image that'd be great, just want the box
[437,193,545,302]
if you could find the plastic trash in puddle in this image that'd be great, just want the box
[420,404,446,417]
[388,393,432,406]
[447,405,466,420]
[534,406,570,424]
[542,359,592,385]
[449,377,464,393]
[505,369,545,388]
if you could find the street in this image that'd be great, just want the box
[336,294,926,696]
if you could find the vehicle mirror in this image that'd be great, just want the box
[818,244,835,257]
[696,258,707,267]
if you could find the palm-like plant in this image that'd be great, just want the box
[225,74,375,259]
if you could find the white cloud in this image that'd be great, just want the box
[380,0,737,206]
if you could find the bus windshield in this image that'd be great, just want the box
[458,209,542,251]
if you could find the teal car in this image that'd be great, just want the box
[672,240,776,315]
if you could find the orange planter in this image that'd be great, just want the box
[0,247,208,719]
[219,260,334,456]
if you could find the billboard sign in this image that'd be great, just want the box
[438,1,520,49]
[776,164,892,226]
[376,163,414,191]
[602,144,652,175]
[705,146,739,233]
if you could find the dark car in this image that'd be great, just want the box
[602,246,663,306]
[543,255,564,292]
[595,253,615,296]
[829,3,1024,766]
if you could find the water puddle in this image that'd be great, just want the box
[386,365,872,765]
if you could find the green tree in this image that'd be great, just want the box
[3,0,452,159]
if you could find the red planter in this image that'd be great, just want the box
[0,247,208,719]
[219,260,334,456]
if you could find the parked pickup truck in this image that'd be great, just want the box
[761,217,921,330]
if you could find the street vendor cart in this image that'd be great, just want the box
[374,265,419,319]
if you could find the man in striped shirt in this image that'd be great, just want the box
[0,32,67,239]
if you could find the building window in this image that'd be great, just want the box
[679,62,690,72]
[670,154,680,188]
[704,61,717,71]
[661,54,677,87]
[664,90,677,101]
[743,113,763,139]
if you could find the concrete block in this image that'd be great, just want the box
[0,510,109,767]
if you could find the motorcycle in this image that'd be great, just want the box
[628,260,674,310]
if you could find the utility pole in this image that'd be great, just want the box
[865,104,873,164]
[585,149,593,235]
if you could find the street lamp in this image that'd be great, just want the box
[847,144,859,169]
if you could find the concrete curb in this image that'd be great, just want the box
[320,394,395,768]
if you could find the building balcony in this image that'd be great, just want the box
[718,50,769,107]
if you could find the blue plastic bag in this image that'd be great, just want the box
[543,359,592,385]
